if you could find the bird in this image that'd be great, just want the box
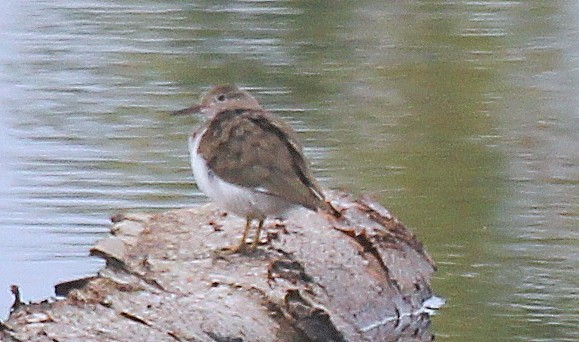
[173,85,340,253]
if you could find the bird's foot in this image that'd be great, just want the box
[217,241,257,255]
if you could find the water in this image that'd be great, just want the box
[0,1,577,340]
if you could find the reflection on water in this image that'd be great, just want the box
[0,0,577,340]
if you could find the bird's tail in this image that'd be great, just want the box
[321,200,342,218]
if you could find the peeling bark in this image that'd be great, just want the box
[1,192,439,342]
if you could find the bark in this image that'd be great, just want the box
[1,192,439,342]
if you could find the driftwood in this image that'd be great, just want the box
[0,192,440,342]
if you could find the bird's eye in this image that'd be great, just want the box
[217,94,225,101]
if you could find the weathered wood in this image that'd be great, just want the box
[1,193,439,342]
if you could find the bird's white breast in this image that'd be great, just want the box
[189,129,293,220]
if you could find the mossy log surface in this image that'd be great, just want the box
[1,193,437,342]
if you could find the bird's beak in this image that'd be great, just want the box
[171,104,203,116]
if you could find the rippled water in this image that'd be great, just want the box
[0,1,577,340]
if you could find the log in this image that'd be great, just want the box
[0,192,440,342]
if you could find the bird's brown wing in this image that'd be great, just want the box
[198,108,325,211]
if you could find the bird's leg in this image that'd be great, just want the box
[250,219,265,250]
[220,218,253,254]
[238,218,253,251]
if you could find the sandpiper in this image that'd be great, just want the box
[173,85,339,252]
